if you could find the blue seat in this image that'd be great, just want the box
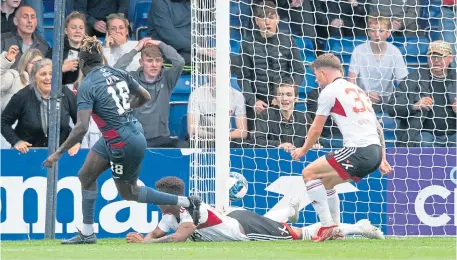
[294,36,316,63]
[44,28,53,46]
[133,1,151,39]
[169,103,188,139]
[391,36,429,66]
[325,37,368,64]
[171,75,192,102]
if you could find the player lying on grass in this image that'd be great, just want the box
[290,53,393,242]
[42,36,201,244]
[126,177,384,243]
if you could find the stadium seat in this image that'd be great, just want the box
[133,1,151,40]
[171,75,192,102]
[169,103,188,139]
[390,36,429,66]
[43,0,54,28]
[44,27,53,47]
[294,36,316,63]
[325,37,368,64]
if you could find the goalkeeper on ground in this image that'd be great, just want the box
[126,177,384,243]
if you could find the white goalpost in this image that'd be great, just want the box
[190,0,456,236]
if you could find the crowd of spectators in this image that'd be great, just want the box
[0,0,455,153]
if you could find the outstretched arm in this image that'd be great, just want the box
[143,222,196,243]
[42,110,91,168]
[130,86,151,108]
[291,115,327,160]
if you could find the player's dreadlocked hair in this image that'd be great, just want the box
[155,177,185,196]
[79,36,104,68]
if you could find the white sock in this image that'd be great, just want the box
[81,223,94,236]
[301,223,322,240]
[326,189,340,225]
[305,180,335,227]
[177,196,190,207]
[340,223,362,235]
[264,208,295,222]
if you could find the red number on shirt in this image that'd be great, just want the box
[345,88,373,113]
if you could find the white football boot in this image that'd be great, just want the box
[287,197,300,224]
[357,219,385,240]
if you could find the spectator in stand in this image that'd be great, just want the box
[348,15,409,113]
[23,0,43,37]
[147,0,191,65]
[369,0,420,37]
[388,40,456,147]
[306,88,344,148]
[237,1,305,132]
[1,0,21,34]
[253,80,315,150]
[1,59,80,154]
[73,0,129,37]
[252,0,316,39]
[0,47,43,148]
[62,11,85,87]
[314,0,370,39]
[1,5,51,68]
[428,0,456,67]
[114,38,186,148]
[187,71,248,147]
[103,13,139,72]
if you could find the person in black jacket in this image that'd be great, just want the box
[253,80,318,150]
[73,0,129,37]
[237,1,305,132]
[314,0,370,39]
[0,5,51,68]
[1,0,21,34]
[62,11,86,87]
[1,58,80,154]
[306,88,344,148]
[388,41,456,147]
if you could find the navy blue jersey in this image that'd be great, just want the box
[77,66,142,141]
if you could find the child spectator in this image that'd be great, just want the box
[348,15,409,113]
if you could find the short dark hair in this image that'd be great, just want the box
[311,53,343,73]
[254,1,277,18]
[275,78,298,97]
[155,177,185,196]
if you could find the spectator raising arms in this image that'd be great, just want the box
[1,0,22,34]
[114,38,186,148]
[103,13,139,72]
[1,59,80,154]
[62,11,86,87]
[1,5,51,68]
[388,40,456,147]
[73,0,129,37]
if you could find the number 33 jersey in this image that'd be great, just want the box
[77,66,142,142]
[316,78,380,147]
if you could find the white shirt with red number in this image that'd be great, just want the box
[316,78,380,147]
[157,203,248,242]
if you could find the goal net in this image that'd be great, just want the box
[190,0,456,236]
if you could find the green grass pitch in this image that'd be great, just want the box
[2,237,455,260]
